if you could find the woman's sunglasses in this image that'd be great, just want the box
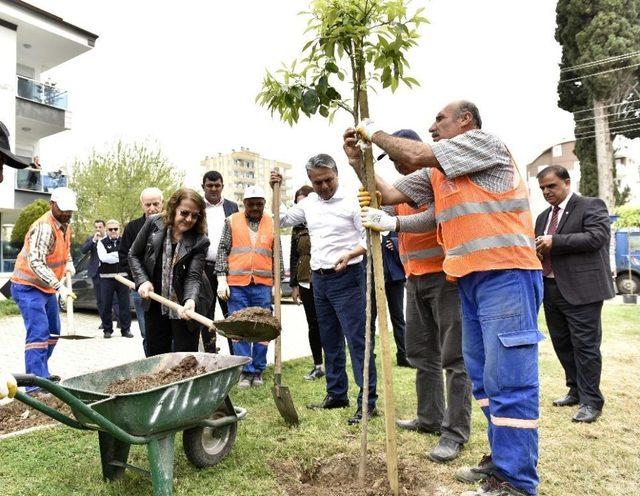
[178,209,201,220]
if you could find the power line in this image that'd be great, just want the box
[576,115,640,130]
[561,51,640,73]
[575,123,640,139]
[559,62,640,84]
[576,121,640,136]
[572,98,640,115]
[575,107,640,122]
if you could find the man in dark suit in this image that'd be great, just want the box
[119,187,164,355]
[81,219,109,328]
[202,170,239,353]
[535,165,615,423]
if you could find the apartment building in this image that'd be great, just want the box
[0,0,97,273]
[201,147,293,210]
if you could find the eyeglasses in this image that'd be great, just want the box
[178,209,201,220]
[108,227,119,232]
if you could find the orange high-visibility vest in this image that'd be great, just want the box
[431,167,541,278]
[397,203,444,276]
[227,212,274,286]
[11,211,71,293]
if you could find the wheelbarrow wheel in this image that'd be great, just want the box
[183,410,237,468]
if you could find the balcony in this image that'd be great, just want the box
[16,76,71,140]
[13,168,69,210]
[17,76,68,109]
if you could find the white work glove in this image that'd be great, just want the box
[361,206,398,232]
[57,284,77,301]
[179,299,195,320]
[355,118,383,143]
[65,261,76,277]
[0,371,17,399]
[217,276,230,301]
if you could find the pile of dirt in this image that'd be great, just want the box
[271,452,438,496]
[0,393,71,436]
[105,355,207,395]
[225,307,281,330]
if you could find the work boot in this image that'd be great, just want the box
[47,375,61,383]
[304,365,325,381]
[347,407,379,425]
[455,454,495,484]
[428,437,462,463]
[461,476,529,496]
[237,372,253,389]
[252,372,264,387]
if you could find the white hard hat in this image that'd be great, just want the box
[50,187,78,211]
[243,185,266,200]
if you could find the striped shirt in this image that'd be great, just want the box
[215,217,284,279]
[394,130,515,208]
[25,218,73,289]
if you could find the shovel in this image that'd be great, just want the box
[114,275,280,342]
[270,169,299,426]
[59,273,92,340]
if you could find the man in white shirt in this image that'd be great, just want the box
[202,170,238,352]
[270,154,376,426]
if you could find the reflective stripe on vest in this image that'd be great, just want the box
[397,203,445,276]
[227,212,274,286]
[11,211,71,293]
[431,166,541,278]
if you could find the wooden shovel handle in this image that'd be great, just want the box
[114,275,216,330]
[273,168,282,376]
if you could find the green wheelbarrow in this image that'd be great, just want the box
[12,352,251,496]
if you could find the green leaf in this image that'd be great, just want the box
[326,61,339,73]
[319,105,329,117]
[302,89,320,114]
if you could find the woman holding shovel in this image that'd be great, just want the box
[129,188,213,356]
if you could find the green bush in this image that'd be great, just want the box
[614,204,640,228]
[11,199,50,244]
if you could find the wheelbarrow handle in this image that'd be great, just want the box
[13,373,38,387]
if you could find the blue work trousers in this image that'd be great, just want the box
[229,284,271,374]
[11,283,61,385]
[457,269,543,496]
[312,262,377,410]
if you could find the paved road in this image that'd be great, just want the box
[0,301,316,380]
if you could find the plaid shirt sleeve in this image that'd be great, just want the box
[397,204,436,233]
[430,129,515,193]
[393,168,434,207]
[26,222,61,289]
[214,219,232,275]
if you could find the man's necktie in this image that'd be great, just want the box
[542,206,561,277]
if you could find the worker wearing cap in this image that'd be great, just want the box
[11,187,77,386]
[343,101,544,496]
[215,185,283,389]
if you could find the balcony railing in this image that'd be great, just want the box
[15,168,68,193]
[16,76,68,110]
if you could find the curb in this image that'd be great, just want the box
[0,423,59,441]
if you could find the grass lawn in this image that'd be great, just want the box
[0,299,20,318]
[0,304,638,495]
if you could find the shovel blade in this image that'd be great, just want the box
[215,320,280,342]
[271,384,299,426]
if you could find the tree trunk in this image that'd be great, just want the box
[355,47,399,496]
[593,98,615,211]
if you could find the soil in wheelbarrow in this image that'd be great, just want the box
[271,452,439,496]
[0,393,72,436]
[105,355,207,395]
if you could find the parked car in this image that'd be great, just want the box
[614,228,640,295]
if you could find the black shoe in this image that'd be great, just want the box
[98,323,104,330]
[307,395,349,410]
[47,375,61,383]
[396,418,440,434]
[121,331,134,338]
[455,454,495,484]
[304,366,326,381]
[396,356,415,368]
[103,332,112,339]
[552,394,579,407]
[572,404,601,423]
[347,407,379,425]
[462,475,529,496]
[428,437,462,463]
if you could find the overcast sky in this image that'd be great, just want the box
[34,0,577,194]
